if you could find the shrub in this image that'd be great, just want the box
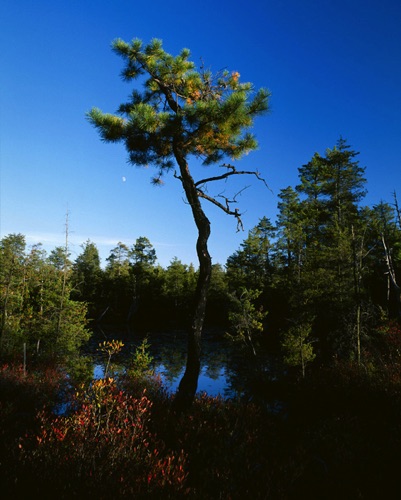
[17,377,188,498]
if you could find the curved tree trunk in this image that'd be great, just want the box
[173,146,212,411]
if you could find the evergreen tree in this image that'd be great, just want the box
[0,234,90,362]
[130,236,157,268]
[282,321,316,379]
[106,242,131,278]
[103,243,134,323]
[227,288,267,356]
[163,257,196,312]
[72,240,103,318]
[28,255,89,361]
[273,187,305,329]
[88,37,270,408]
[129,237,160,326]
[321,140,367,350]
[275,187,304,277]
[48,246,71,271]
[0,234,26,351]
[323,137,366,225]
[276,139,367,359]
[129,236,157,301]
[206,263,228,325]
[226,217,275,292]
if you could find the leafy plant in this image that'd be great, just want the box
[227,288,267,355]
[18,378,188,497]
[98,340,124,378]
[282,321,316,378]
[129,337,153,377]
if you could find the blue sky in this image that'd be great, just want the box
[1,0,400,268]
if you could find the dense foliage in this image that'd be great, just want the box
[0,234,90,366]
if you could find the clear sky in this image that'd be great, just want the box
[1,0,400,268]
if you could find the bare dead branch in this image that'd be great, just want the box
[197,189,244,231]
[381,234,400,292]
[174,170,182,181]
[177,163,269,232]
[393,191,401,230]
[195,163,271,192]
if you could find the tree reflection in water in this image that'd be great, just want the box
[91,328,277,399]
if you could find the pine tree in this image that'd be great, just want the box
[0,234,26,351]
[163,257,196,316]
[130,236,157,269]
[277,139,367,358]
[273,187,307,331]
[0,234,90,362]
[226,217,275,292]
[88,38,270,408]
[275,187,304,282]
[72,240,103,317]
[282,321,316,378]
[128,236,159,323]
[103,243,134,323]
[323,137,366,225]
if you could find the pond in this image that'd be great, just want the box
[90,327,280,400]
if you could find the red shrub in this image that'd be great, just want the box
[18,377,188,497]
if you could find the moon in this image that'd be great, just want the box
[122,176,126,182]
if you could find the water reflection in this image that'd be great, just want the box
[90,328,278,399]
[154,364,231,397]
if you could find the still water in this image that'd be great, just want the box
[91,328,277,399]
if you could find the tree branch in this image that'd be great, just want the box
[176,163,270,231]
[196,188,244,231]
[195,163,271,192]
[393,191,401,230]
[381,233,400,292]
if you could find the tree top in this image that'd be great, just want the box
[87,38,270,184]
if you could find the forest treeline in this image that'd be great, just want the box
[1,139,400,372]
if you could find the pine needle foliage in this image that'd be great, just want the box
[87,38,270,183]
